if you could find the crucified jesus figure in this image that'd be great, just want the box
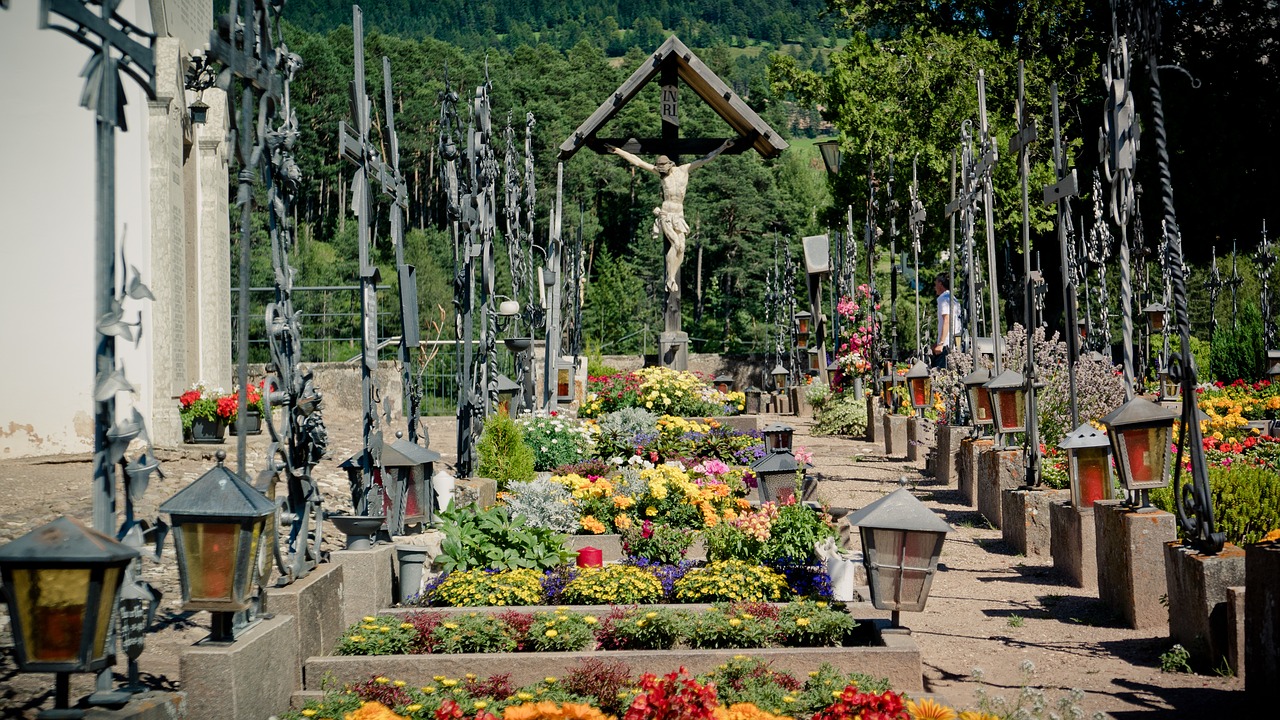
[607,139,734,292]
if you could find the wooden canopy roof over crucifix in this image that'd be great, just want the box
[558,35,788,161]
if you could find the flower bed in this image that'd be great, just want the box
[582,368,745,419]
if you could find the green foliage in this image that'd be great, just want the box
[432,613,519,654]
[672,560,790,603]
[1151,464,1280,546]
[335,614,417,655]
[524,611,596,652]
[620,523,697,565]
[1159,643,1193,673]
[436,505,573,573]
[813,392,868,437]
[561,564,665,605]
[1211,303,1265,383]
[764,503,837,565]
[515,414,593,471]
[776,601,857,647]
[477,411,536,487]
[429,568,546,607]
[597,607,684,650]
[683,607,778,650]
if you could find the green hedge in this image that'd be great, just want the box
[1152,464,1280,545]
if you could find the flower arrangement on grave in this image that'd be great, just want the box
[830,285,878,392]
[672,560,790,603]
[704,500,837,568]
[515,413,595,471]
[581,367,742,419]
[559,564,665,605]
[620,520,697,564]
[178,382,237,431]
[230,380,266,415]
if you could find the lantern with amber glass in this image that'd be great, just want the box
[961,366,994,427]
[846,483,952,628]
[984,368,1028,434]
[1058,423,1115,509]
[0,516,138,715]
[1101,396,1177,502]
[762,423,795,454]
[795,310,812,339]
[160,451,276,640]
[1142,301,1168,333]
[495,373,521,416]
[905,360,931,413]
[879,366,896,412]
[771,364,789,392]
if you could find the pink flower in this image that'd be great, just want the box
[794,446,814,464]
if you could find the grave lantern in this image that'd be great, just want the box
[880,366,896,411]
[984,368,1028,434]
[771,364,789,392]
[1157,363,1180,401]
[795,310,812,338]
[159,450,275,640]
[1141,301,1168,333]
[0,516,137,675]
[495,373,521,416]
[381,433,441,531]
[750,447,812,505]
[743,385,762,415]
[714,374,734,393]
[762,423,794,454]
[816,139,841,175]
[1058,423,1115,509]
[905,360,931,412]
[188,97,210,125]
[1077,316,1088,340]
[1267,350,1280,379]
[962,366,994,427]
[557,361,575,403]
[846,484,952,627]
[1101,396,1177,499]
[807,348,822,374]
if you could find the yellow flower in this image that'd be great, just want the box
[795,618,810,627]
[584,616,597,624]
[545,677,557,684]
[546,629,559,638]
[473,702,488,710]
[363,616,376,622]
[907,698,959,720]
[374,677,389,684]
[729,618,742,627]
[405,705,423,713]
[421,686,436,694]
[442,679,458,687]
[393,680,406,687]
[399,623,414,629]
[301,711,318,717]
[645,506,658,517]
[349,635,365,642]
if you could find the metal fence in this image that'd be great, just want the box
[231,286,514,415]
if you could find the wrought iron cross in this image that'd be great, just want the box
[908,156,926,360]
[1043,82,1081,428]
[976,70,1003,378]
[1101,24,1139,398]
[1258,223,1276,349]
[1228,240,1242,332]
[1206,245,1222,348]
[1009,60,1041,482]
[886,155,899,363]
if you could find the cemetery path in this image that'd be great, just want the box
[0,411,1246,717]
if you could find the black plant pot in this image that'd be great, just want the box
[185,417,226,444]
[230,408,263,436]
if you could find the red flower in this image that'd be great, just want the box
[215,396,238,420]
[435,700,464,720]
[179,390,201,409]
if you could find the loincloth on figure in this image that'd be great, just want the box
[651,207,691,246]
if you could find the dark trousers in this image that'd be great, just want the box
[930,345,950,370]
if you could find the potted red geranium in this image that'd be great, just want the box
[228,381,266,436]
[179,384,236,444]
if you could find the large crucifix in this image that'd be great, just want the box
[1042,83,1081,429]
[559,36,786,370]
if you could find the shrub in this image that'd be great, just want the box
[595,407,661,457]
[1151,464,1280,545]
[428,568,545,607]
[1212,302,1264,383]
[764,503,837,565]
[683,606,779,649]
[517,413,594,471]
[335,614,417,655]
[524,611,596,652]
[812,392,868,437]
[596,607,684,650]
[477,411,536,487]
[435,504,572,573]
[775,601,857,647]
[431,613,518,654]
[561,564,664,605]
[621,520,697,564]
[562,659,634,717]
[503,477,581,535]
[672,560,790,603]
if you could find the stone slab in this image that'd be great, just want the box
[976,448,1024,530]
[305,625,923,693]
[865,398,880,443]
[905,417,926,462]
[1093,501,1176,630]
[1164,542,1247,668]
[957,437,991,508]
[1227,585,1245,679]
[1002,488,1068,558]
[1050,501,1096,589]
[456,476,498,509]
[84,693,184,720]
[180,614,298,720]
[883,414,908,459]
[935,424,968,487]
[265,562,345,689]
[330,544,397,629]
[1246,542,1280,696]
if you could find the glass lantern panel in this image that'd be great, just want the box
[1120,426,1169,487]
[405,468,422,518]
[969,387,993,424]
[797,334,809,349]
[182,522,241,602]
[557,369,571,399]
[12,567,90,663]
[997,390,1026,431]
[1073,448,1110,508]
[763,471,798,503]
[911,378,930,408]
[798,318,810,335]
[779,429,793,452]
[91,565,122,661]
[867,528,939,611]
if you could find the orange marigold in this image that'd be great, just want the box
[344,701,406,720]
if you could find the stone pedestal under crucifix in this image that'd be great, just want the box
[558,36,788,370]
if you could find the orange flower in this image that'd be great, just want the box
[907,698,958,720]
[344,702,406,720]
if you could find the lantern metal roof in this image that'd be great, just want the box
[382,435,441,467]
[845,487,953,535]
[905,359,930,380]
[1101,395,1178,427]
[0,516,138,566]
[984,367,1026,390]
[750,450,812,474]
[762,423,794,434]
[1058,422,1110,451]
[158,451,275,519]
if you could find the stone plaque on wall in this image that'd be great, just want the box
[149,0,213,54]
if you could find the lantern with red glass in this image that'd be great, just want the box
[1101,396,1177,502]
[961,366,994,427]
[905,360,931,413]
[160,450,275,640]
[795,311,812,346]
[1057,422,1115,509]
[714,374,734,394]
[382,433,440,531]
[984,368,1028,434]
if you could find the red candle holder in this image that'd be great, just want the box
[576,547,603,568]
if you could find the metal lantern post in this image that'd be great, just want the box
[908,156,927,360]
[1058,423,1116,509]
[752,425,810,505]
[381,434,441,533]
[158,451,276,642]
[846,483,952,628]
[0,517,138,718]
[977,70,1004,379]
[1101,396,1176,509]
[985,368,1029,438]
[906,359,931,416]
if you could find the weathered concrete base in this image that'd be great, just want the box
[181,614,298,720]
[330,544,397,629]
[1227,586,1246,679]
[935,424,968,487]
[1002,488,1068,558]
[566,534,624,562]
[265,562,345,689]
[1246,542,1280,696]
[1164,542,1247,669]
[710,415,758,433]
[866,398,880,443]
[795,389,813,418]
[957,437,991,508]
[883,414,908,458]
[905,417,928,462]
[304,623,922,693]
[456,476,498,509]
[976,448,1023,530]
[1094,501,1176,630]
[1050,501,1096,589]
[82,693,184,720]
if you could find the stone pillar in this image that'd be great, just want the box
[180,615,299,720]
[1002,488,1068,558]
[865,397,880,443]
[1227,586,1246,679]
[957,437,991,508]
[1093,501,1176,630]
[188,86,232,388]
[883,414,908,458]
[1246,541,1280,696]
[329,544,397,628]
[1050,501,1096,589]
[976,447,1023,529]
[935,424,967,486]
[905,416,928,462]
[265,563,345,689]
[1164,542,1247,669]
[146,38,190,446]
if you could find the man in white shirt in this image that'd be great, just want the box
[932,272,960,369]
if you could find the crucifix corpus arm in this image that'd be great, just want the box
[688,138,734,171]
[606,144,656,173]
